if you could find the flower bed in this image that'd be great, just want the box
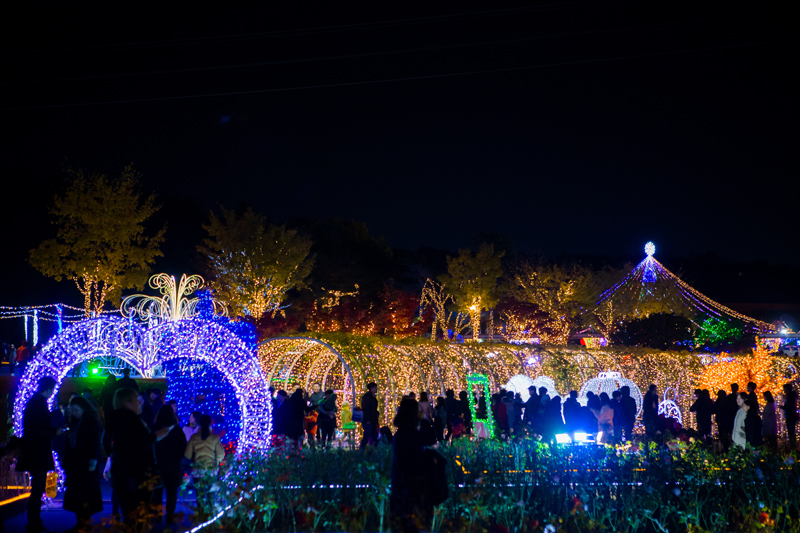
[194,440,800,532]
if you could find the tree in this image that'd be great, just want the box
[199,207,314,318]
[29,166,165,316]
[612,312,694,350]
[509,261,597,344]
[695,341,793,398]
[438,244,504,339]
[694,317,744,349]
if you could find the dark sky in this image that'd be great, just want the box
[1,1,798,313]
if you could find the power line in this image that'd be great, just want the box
[2,37,793,112]
[2,18,725,86]
[1,1,605,56]
[0,13,756,86]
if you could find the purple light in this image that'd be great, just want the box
[14,317,272,449]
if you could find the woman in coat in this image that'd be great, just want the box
[433,396,447,442]
[732,392,749,449]
[418,391,435,422]
[63,396,104,533]
[744,397,764,448]
[762,391,778,450]
[391,398,431,533]
[153,406,187,524]
[591,394,614,444]
[184,415,225,471]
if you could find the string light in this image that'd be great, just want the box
[122,273,219,322]
[14,316,272,449]
[657,387,683,425]
[466,373,495,438]
[33,310,38,346]
[258,335,540,427]
[695,338,794,398]
[694,317,742,347]
[596,242,774,333]
[577,371,643,417]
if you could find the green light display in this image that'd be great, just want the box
[466,373,495,439]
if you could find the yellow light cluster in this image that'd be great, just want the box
[258,335,540,427]
[258,333,792,430]
[695,339,794,398]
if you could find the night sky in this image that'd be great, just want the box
[1,2,798,315]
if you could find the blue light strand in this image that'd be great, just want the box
[14,316,272,450]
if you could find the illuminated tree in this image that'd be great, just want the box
[509,261,595,344]
[694,317,743,348]
[695,340,794,397]
[419,279,453,340]
[438,244,504,340]
[29,166,165,316]
[199,207,314,319]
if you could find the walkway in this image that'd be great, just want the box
[3,480,197,533]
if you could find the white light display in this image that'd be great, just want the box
[33,309,39,346]
[657,387,683,425]
[578,371,643,417]
[645,241,656,257]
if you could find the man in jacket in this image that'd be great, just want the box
[110,387,172,523]
[21,376,62,533]
[725,383,741,435]
[561,391,580,435]
[620,386,637,442]
[523,386,540,427]
[642,384,658,437]
[270,390,289,437]
[360,382,379,449]
[116,367,138,391]
[746,382,760,415]
[318,389,338,447]
[609,391,627,444]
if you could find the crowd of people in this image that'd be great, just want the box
[266,379,800,454]
[7,367,799,533]
[2,341,42,377]
[14,371,226,533]
[685,381,798,451]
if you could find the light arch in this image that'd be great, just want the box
[258,335,537,426]
[15,317,271,448]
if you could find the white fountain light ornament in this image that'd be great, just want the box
[644,242,656,257]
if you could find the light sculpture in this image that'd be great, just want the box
[467,373,495,439]
[122,273,223,322]
[531,375,560,400]
[596,243,774,333]
[578,371,643,417]
[259,336,539,428]
[505,374,560,402]
[658,387,683,425]
[505,374,534,401]
[14,317,271,449]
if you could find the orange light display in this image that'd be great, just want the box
[695,338,794,397]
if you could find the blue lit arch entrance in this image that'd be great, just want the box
[15,317,272,449]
